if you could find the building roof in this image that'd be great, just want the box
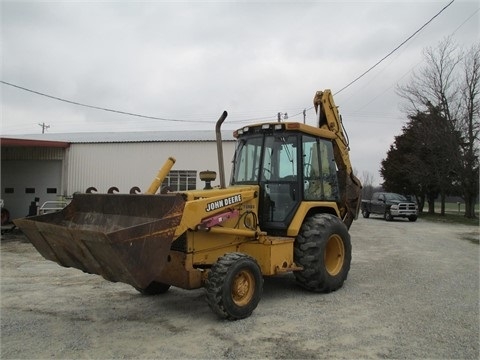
[1,130,235,144]
[1,138,70,148]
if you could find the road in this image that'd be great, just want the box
[1,217,478,359]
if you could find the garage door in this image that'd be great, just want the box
[1,160,63,220]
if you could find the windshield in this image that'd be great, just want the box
[385,193,407,201]
[232,136,263,183]
[232,134,297,183]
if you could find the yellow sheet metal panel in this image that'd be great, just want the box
[239,239,296,276]
[287,202,340,237]
[192,245,245,267]
[190,231,249,256]
[190,237,296,276]
[174,186,259,237]
[156,252,203,290]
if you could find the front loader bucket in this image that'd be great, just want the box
[14,193,186,290]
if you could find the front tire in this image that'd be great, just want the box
[205,253,263,320]
[385,210,394,221]
[408,215,417,222]
[362,210,370,218]
[294,214,351,292]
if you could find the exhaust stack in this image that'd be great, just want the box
[215,111,228,189]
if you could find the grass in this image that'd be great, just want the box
[419,212,479,226]
[437,202,479,214]
[419,203,479,244]
[417,201,479,227]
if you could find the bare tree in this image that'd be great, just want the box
[397,37,462,121]
[359,171,375,200]
[459,44,480,218]
[396,38,479,218]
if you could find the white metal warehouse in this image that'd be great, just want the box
[1,131,235,220]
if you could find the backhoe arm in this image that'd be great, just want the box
[313,90,362,228]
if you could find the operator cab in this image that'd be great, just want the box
[232,123,340,235]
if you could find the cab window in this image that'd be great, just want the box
[302,136,339,201]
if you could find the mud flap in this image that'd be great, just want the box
[14,193,186,289]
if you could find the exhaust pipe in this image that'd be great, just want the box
[215,111,228,189]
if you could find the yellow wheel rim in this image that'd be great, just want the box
[232,269,255,306]
[324,234,345,276]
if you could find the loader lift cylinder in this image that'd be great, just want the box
[145,157,176,194]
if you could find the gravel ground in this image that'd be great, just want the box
[1,217,479,359]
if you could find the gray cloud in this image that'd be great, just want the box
[2,0,479,184]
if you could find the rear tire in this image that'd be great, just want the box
[136,281,171,295]
[362,210,370,218]
[205,252,263,320]
[294,214,351,292]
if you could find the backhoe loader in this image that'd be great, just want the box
[14,90,362,320]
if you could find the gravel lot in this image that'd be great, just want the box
[1,217,479,359]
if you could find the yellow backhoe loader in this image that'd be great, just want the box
[14,90,362,320]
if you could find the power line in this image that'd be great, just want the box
[0,79,285,125]
[0,0,460,127]
[334,0,456,96]
[0,80,200,124]
[451,7,480,35]
[351,4,478,115]
[295,0,458,117]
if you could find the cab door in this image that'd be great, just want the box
[371,193,385,213]
[302,136,340,202]
[259,133,301,234]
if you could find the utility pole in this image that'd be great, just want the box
[277,112,288,122]
[38,122,50,133]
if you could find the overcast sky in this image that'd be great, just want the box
[1,0,479,184]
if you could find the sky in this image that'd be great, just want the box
[1,0,479,185]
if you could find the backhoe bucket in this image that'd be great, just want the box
[14,193,186,290]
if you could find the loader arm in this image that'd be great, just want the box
[173,186,259,238]
[313,90,362,227]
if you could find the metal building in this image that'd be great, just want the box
[1,131,235,220]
